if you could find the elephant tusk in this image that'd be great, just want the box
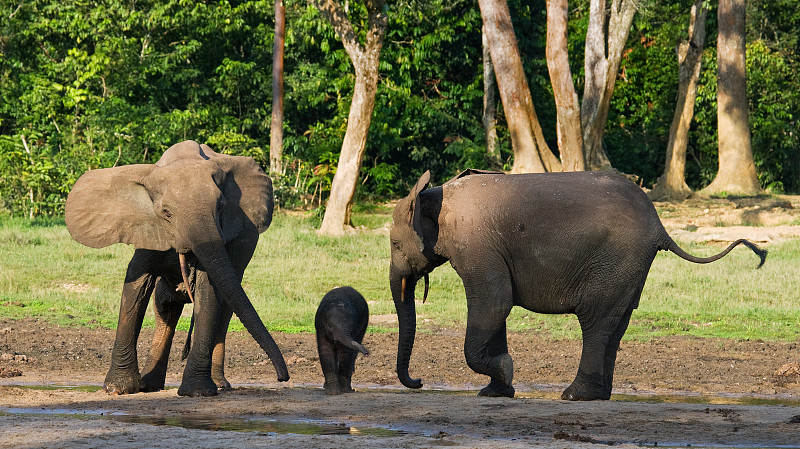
[422,274,429,304]
[400,277,406,303]
[178,252,195,303]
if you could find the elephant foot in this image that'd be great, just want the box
[478,380,515,398]
[213,376,232,391]
[104,369,141,395]
[177,377,218,397]
[561,374,611,401]
[139,371,166,393]
[323,381,341,395]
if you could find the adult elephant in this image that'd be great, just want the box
[389,169,766,400]
[65,140,289,397]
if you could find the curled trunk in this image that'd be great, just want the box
[194,241,289,382]
[391,269,422,389]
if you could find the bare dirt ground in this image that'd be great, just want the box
[1,195,799,448]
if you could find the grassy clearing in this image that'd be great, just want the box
[0,213,797,341]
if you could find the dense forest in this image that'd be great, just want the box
[0,0,798,218]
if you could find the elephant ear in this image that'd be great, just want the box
[212,155,274,240]
[65,164,172,250]
[407,171,432,254]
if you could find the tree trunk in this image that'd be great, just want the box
[701,0,761,196]
[482,28,499,165]
[581,0,637,171]
[546,0,583,172]
[478,0,561,174]
[314,0,388,236]
[649,0,707,201]
[269,0,286,176]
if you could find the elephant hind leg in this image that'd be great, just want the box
[562,303,634,401]
[140,279,184,392]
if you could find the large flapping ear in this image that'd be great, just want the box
[65,164,172,250]
[444,168,505,185]
[212,154,274,239]
[409,171,433,254]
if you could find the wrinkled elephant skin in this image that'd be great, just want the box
[389,170,766,400]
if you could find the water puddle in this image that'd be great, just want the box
[0,407,408,437]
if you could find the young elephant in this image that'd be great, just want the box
[315,286,370,395]
[390,169,767,401]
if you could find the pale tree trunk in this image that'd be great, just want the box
[546,0,583,172]
[701,0,761,196]
[482,28,499,164]
[478,0,561,173]
[581,0,637,171]
[649,0,707,201]
[315,0,388,236]
[269,0,286,176]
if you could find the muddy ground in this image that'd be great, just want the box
[1,195,799,448]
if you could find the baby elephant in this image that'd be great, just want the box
[315,286,370,395]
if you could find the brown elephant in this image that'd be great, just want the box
[389,169,766,400]
[65,140,289,396]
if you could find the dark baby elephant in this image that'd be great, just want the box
[65,140,289,397]
[389,169,767,401]
[315,286,370,395]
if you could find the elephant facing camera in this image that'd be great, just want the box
[65,140,289,397]
[315,286,370,395]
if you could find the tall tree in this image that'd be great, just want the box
[649,0,708,201]
[581,0,638,170]
[482,27,499,163]
[315,0,388,235]
[269,0,286,176]
[545,0,584,172]
[702,0,761,195]
[479,0,561,173]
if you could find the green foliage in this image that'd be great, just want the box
[0,0,798,218]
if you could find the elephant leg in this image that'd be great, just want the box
[317,335,341,395]
[211,303,234,390]
[463,275,515,398]
[104,250,159,395]
[178,269,220,397]
[602,306,634,393]
[562,304,632,401]
[140,279,184,392]
[336,346,358,394]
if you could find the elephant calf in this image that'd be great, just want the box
[389,169,767,400]
[315,286,370,395]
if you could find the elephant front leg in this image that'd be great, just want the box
[463,286,515,398]
[140,279,184,392]
[105,252,158,395]
[178,270,220,397]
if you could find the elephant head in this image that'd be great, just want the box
[65,140,289,382]
[389,171,445,389]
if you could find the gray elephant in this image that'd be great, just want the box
[389,170,766,400]
[65,140,289,397]
[315,286,369,395]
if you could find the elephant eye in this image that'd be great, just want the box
[162,207,173,219]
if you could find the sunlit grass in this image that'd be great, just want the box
[1,213,798,341]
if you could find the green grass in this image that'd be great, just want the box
[1,213,798,341]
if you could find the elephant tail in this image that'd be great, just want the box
[662,236,767,268]
[181,314,195,361]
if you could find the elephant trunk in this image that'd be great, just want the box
[391,268,422,389]
[194,241,289,382]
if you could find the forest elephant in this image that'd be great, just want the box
[315,286,370,395]
[65,140,289,397]
[389,169,767,400]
